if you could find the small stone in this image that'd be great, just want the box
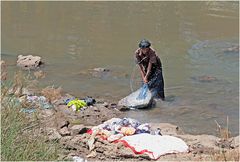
[232,135,239,148]
[34,70,45,79]
[70,124,85,136]
[87,151,97,158]
[40,109,54,118]
[103,102,109,107]
[22,88,34,96]
[59,120,70,129]
[118,106,130,111]
[47,128,62,141]
[59,136,73,145]
[93,67,110,72]
[70,135,82,144]
[72,156,86,162]
[59,127,71,136]
[93,107,100,112]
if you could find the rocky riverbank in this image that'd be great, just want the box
[24,93,239,161]
[1,59,239,161]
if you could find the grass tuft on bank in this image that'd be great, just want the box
[1,73,59,161]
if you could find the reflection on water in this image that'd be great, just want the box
[1,1,239,135]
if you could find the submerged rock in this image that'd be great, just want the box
[191,75,218,83]
[93,67,110,72]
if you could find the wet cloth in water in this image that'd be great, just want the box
[137,84,149,100]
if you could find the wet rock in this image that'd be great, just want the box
[17,54,43,70]
[59,127,71,136]
[224,45,239,53]
[191,75,217,83]
[93,67,110,72]
[91,68,111,78]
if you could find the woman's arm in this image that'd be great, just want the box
[138,64,146,82]
[144,62,152,83]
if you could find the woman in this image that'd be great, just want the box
[135,39,165,100]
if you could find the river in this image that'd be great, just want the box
[1,1,239,136]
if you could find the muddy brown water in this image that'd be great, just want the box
[1,1,239,136]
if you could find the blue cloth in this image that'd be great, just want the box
[137,83,149,100]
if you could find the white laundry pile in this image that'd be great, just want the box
[119,133,189,160]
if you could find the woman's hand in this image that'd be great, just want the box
[143,77,148,83]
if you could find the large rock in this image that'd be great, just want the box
[17,54,43,70]
[118,87,153,109]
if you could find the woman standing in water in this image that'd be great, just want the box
[135,39,165,100]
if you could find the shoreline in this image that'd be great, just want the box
[23,92,240,161]
[1,64,239,161]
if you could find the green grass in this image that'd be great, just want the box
[1,79,59,161]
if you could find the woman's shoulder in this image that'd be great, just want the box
[135,48,141,54]
[149,48,156,53]
[149,48,157,56]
